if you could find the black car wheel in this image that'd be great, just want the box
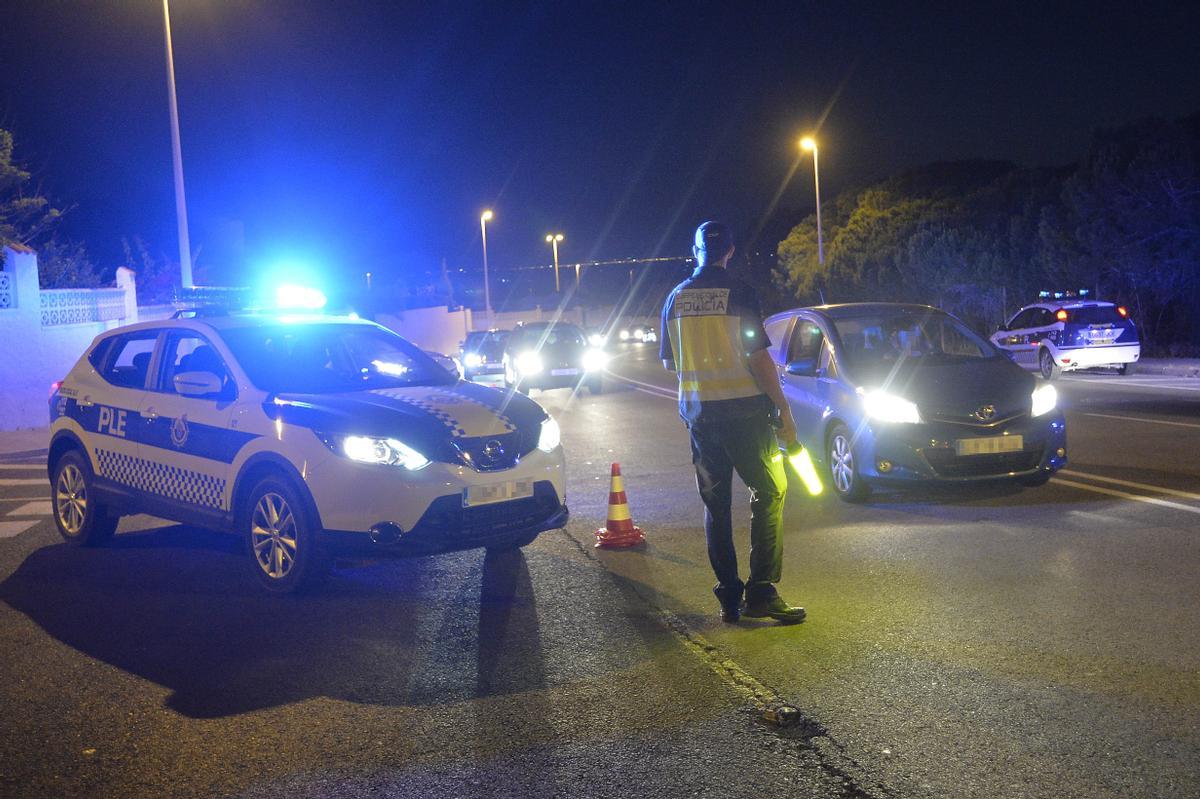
[242,475,328,593]
[587,377,603,395]
[1039,348,1062,380]
[828,423,869,503]
[1020,472,1052,487]
[52,450,118,546]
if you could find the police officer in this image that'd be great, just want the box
[660,221,806,624]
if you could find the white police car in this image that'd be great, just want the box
[47,311,568,592]
[991,292,1140,379]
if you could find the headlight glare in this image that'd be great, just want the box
[464,353,483,368]
[326,433,431,470]
[583,348,609,371]
[1031,384,1057,417]
[861,389,921,424]
[515,351,544,375]
[538,417,561,452]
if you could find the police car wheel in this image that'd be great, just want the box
[1119,362,1137,376]
[243,476,328,593]
[1039,349,1061,380]
[828,423,869,503]
[52,450,118,546]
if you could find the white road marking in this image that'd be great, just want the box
[0,464,44,471]
[1063,470,1200,500]
[0,479,47,486]
[607,372,676,399]
[0,497,50,502]
[1053,478,1200,516]
[1080,412,1200,430]
[6,501,52,517]
[1062,376,1200,393]
[0,520,39,539]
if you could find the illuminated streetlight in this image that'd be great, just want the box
[365,271,372,291]
[545,233,564,292]
[162,0,192,287]
[480,210,494,326]
[799,136,824,266]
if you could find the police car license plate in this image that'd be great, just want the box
[464,480,535,507]
[551,368,580,376]
[955,435,1023,456]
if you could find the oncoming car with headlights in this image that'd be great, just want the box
[47,312,567,592]
[765,303,1066,501]
[502,321,607,394]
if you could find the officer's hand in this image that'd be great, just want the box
[776,415,798,449]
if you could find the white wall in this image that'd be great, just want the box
[0,246,138,431]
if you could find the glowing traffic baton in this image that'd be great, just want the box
[782,441,823,496]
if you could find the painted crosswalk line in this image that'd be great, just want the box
[0,479,48,486]
[0,520,39,539]
[6,501,52,517]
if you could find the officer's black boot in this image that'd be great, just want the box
[743,582,806,624]
[713,580,745,623]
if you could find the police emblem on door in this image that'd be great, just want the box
[171,414,190,448]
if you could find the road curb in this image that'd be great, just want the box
[1136,359,1200,378]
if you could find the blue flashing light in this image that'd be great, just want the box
[275,284,327,310]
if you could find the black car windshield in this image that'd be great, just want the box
[465,330,508,354]
[511,324,585,349]
[832,310,997,370]
[222,323,456,393]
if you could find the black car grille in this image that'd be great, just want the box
[412,481,563,540]
[922,448,1042,478]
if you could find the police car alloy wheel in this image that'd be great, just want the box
[828,423,869,503]
[52,450,118,546]
[243,475,328,593]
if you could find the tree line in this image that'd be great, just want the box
[775,113,1200,353]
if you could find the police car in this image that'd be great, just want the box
[47,308,568,593]
[991,292,1140,379]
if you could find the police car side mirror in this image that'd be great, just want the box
[785,358,818,377]
[174,371,223,397]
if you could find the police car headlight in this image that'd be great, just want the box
[538,417,561,452]
[515,351,544,375]
[319,433,431,470]
[464,353,483,368]
[861,389,921,424]
[582,348,609,371]
[1031,384,1057,417]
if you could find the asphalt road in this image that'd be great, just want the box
[1,346,1198,798]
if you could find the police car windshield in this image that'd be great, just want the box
[833,311,997,370]
[222,323,456,394]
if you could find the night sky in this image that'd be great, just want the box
[2,0,1198,287]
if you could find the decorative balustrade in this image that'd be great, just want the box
[0,272,12,309]
[40,287,129,326]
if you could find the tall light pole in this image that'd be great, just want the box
[545,233,564,292]
[800,136,823,266]
[480,210,494,327]
[162,0,193,288]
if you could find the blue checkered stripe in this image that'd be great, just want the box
[375,389,517,438]
[95,448,226,510]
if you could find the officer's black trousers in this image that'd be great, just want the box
[688,413,788,601]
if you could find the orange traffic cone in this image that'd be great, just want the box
[595,463,645,548]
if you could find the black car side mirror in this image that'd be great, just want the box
[785,358,818,377]
[996,324,1009,333]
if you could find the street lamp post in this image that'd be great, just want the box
[800,136,823,266]
[545,233,564,292]
[480,210,494,327]
[162,0,193,288]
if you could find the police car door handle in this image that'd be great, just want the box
[78,395,95,407]
[140,407,159,420]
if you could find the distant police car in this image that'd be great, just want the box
[991,292,1140,379]
[47,311,567,593]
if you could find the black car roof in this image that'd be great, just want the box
[804,302,944,319]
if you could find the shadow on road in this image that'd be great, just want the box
[0,524,553,719]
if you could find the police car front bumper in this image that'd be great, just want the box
[305,445,567,554]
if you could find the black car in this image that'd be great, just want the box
[459,329,509,381]
[503,321,607,394]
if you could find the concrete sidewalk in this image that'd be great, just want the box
[0,426,49,459]
[1137,358,1200,378]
